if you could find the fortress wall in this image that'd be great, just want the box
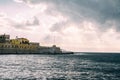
[0,48,39,54]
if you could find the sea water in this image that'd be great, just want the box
[0,53,120,80]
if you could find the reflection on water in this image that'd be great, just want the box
[0,53,120,80]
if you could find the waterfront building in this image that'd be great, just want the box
[0,34,63,54]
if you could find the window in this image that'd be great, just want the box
[12,45,14,48]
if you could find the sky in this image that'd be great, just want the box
[0,0,120,52]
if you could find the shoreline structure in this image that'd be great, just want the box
[0,34,73,54]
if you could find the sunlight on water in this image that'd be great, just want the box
[0,53,120,80]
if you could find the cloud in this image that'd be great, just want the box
[16,0,120,32]
[50,21,67,33]
[26,16,39,26]
[10,16,40,29]
[0,12,10,27]
[13,0,23,3]
[11,0,120,51]
[0,12,7,18]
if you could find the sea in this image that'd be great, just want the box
[0,53,120,80]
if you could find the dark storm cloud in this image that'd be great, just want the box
[18,0,120,32]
